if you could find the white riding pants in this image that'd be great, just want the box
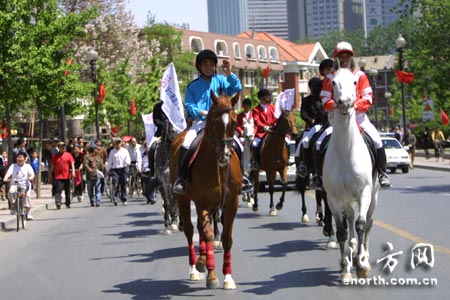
[182,119,243,152]
[356,112,382,149]
[301,125,322,149]
[316,126,333,151]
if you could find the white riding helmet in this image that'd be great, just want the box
[333,42,354,58]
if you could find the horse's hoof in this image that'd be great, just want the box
[327,241,338,249]
[269,208,277,216]
[189,265,202,281]
[170,224,179,232]
[275,202,283,210]
[196,260,206,273]
[252,204,259,212]
[213,240,223,249]
[302,214,309,223]
[356,265,371,278]
[340,272,353,284]
[246,202,253,208]
[223,274,236,290]
[163,228,172,235]
[207,278,220,289]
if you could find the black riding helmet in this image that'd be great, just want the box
[257,88,271,99]
[319,58,334,76]
[196,49,218,75]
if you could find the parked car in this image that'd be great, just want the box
[381,136,411,173]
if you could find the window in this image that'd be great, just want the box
[257,46,267,61]
[190,37,203,53]
[269,47,279,62]
[215,40,228,57]
[233,43,241,59]
[244,70,255,87]
[245,44,256,60]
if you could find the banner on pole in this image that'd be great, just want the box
[142,113,157,149]
[160,63,187,133]
[274,88,295,119]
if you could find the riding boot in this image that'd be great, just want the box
[173,147,189,195]
[233,139,253,193]
[376,147,391,189]
[296,145,308,178]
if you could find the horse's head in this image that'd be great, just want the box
[206,90,240,166]
[161,120,177,143]
[273,109,298,136]
[332,68,357,114]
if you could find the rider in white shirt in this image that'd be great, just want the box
[3,151,35,219]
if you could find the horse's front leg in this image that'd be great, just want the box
[197,209,219,289]
[275,171,287,212]
[250,169,260,212]
[267,171,277,216]
[178,196,200,281]
[355,188,374,278]
[221,195,239,290]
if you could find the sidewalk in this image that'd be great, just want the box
[413,149,450,172]
[0,183,55,231]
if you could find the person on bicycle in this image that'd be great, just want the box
[49,142,76,209]
[3,151,35,220]
[127,137,142,197]
[431,126,445,160]
[172,49,251,195]
[320,41,391,189]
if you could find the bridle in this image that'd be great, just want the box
[208,105,236,160]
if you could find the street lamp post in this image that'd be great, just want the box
[368,68,379,128]
[86,49,100,140]
[396,34,407,138]
[385,91,392,130]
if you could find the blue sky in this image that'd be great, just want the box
[125,0,208,31]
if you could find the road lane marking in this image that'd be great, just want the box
[374,219,450,257]
[303,190,450,257]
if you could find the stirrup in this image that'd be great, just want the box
[296,163,307,178]
[173,178,186,195]
[242,176,253,193]
[378,174,391,189]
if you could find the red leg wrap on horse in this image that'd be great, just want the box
[222,251,232,275]
[199,236,206,256]
[206,242,215,270]
[188,242,197,266]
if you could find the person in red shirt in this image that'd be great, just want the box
[320,41,391,189]
[49,142,75,209]
[251,89,277,169]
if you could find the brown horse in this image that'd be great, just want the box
[251,110,298,215]
[170,91,241,290]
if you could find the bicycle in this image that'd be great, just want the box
[128,164,141,198]
[11,181,27,231]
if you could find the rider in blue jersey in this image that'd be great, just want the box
[173,49,252,195]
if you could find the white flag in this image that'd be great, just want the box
[160,63,187,133]
[274,88,295,118]
[142,113,157,149]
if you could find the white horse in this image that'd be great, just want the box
[322,67,378,282]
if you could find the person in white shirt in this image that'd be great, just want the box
[106,138,131,205]
[3,151,35,220]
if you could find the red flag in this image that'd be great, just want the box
[261,66,271,78]
[98,82,106,104]
[441,109,449,126]
[129,98,137,116]
[111,125,120,135]
[395,70,415,84]
[63,58,73,77]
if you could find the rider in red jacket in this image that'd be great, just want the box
[251,89,277,169]
[320,42,391,189]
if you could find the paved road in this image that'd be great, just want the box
[0,167,449,299]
